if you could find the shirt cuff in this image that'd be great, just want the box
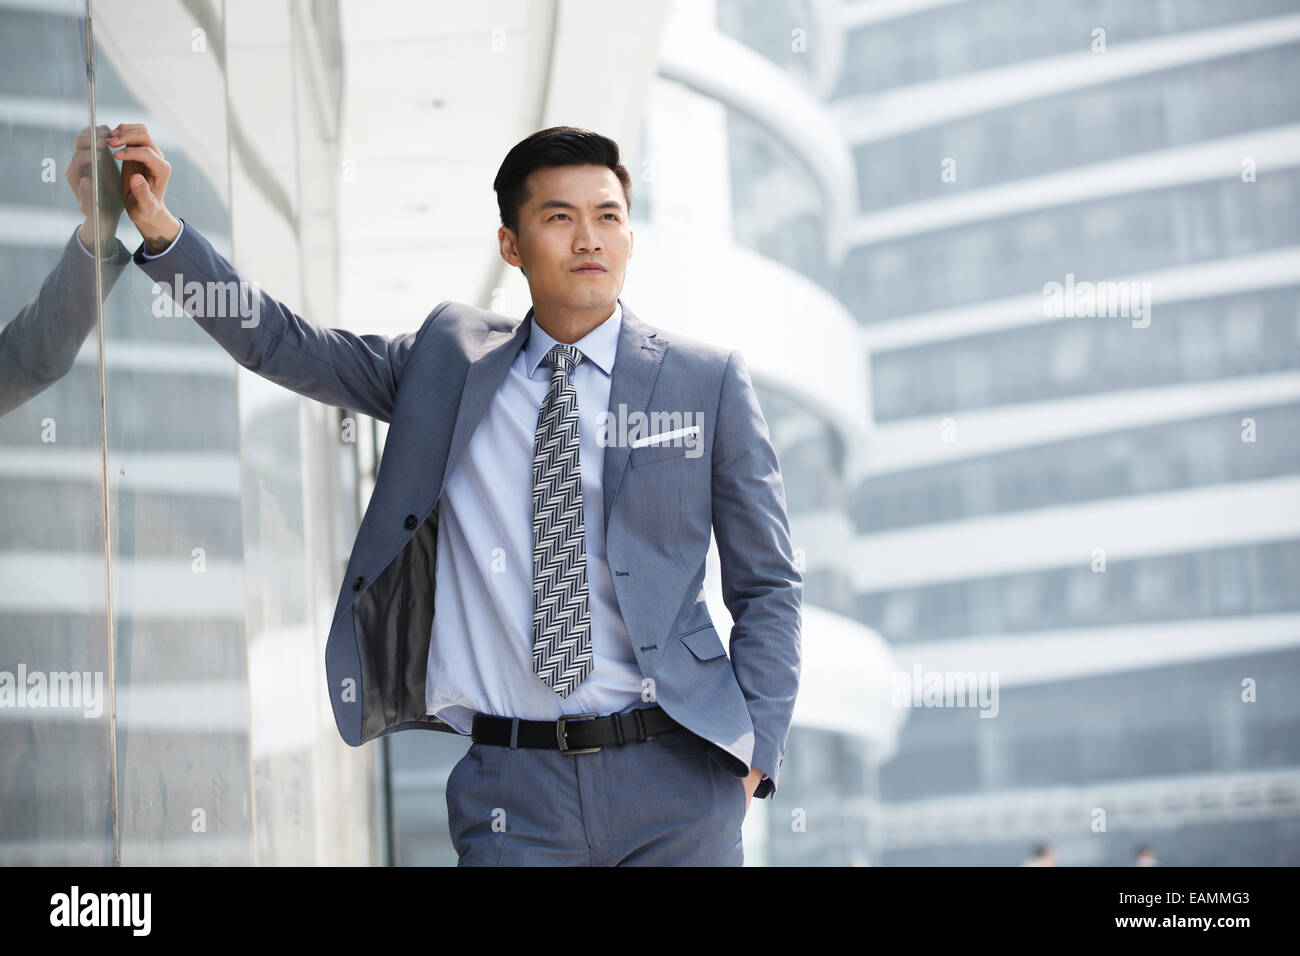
[75,227,123,261]
[138,219,185,259]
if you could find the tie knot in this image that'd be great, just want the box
[544,343,584,376]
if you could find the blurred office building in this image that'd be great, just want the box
[712,0,1300,864]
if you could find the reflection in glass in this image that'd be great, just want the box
[0,6,114,865]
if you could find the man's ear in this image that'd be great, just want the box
[499,225,523,271]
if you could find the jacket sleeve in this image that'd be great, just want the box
[0,226,133,418]
[132,218,444,423]
[710,348,803,799]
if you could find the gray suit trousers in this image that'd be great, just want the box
[445,723,746,866]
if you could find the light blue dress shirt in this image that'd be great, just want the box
[426,301,652,733]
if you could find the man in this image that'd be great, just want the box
[1134,844,1158,866]
[1022,843,1057,866]
[109,122,802,865]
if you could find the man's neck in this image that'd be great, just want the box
[532,302,616,344]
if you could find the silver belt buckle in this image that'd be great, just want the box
[556,712,601,754]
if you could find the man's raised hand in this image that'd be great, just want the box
[107,123,181,253]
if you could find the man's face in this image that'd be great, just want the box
[499,163,632,314]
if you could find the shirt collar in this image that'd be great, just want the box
[525,300,622,379]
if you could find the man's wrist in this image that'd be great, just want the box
[78,221,118,258]
[139,213,181,254]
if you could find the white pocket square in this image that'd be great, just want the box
[630,424,700,448]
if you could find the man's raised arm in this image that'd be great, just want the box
[112,122,440,423]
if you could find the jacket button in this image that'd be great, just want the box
[404,514,417,530]
[352,576,364,591]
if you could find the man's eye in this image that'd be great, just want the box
[549,212,620,221]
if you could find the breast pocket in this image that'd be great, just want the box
[621,445,689,568]
[628,421,703,468]
[629,443,691,468]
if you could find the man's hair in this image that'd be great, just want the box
[493,126,632,236]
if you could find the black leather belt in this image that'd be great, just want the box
[470,705,684,754]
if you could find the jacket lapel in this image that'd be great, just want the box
[601,300,667,527]
[439,309,532,503]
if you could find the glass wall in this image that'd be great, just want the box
[0,4,114,866]
[90,0,253,866]
[0,0,374,865]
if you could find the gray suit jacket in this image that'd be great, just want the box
[134,219,802,798]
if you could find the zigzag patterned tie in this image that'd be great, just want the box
[531,343,592,697]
